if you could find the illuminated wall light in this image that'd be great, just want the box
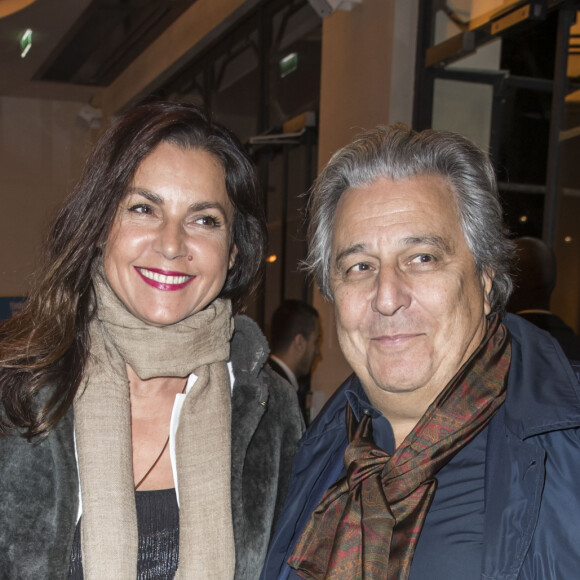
[266,254,278,263]
[279,52,298,78]
[518,215,528,223]
[564,236,573,243]
[20,28,32,58]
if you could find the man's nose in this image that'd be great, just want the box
[371,266,411,316]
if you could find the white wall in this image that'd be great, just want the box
[0,96,96,295]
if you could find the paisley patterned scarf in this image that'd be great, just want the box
[289,315,511,579]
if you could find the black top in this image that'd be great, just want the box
[69,488,179,579]
[268,357,310,424]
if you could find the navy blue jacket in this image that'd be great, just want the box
[261,314,580,579]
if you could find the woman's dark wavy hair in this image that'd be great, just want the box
[0,101,267,439]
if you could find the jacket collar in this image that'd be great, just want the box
[304,375,357,444]
[230,314,269,380]
[503,313,580,439]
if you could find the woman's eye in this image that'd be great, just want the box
[195,215,221,227]
[128,203,153,215]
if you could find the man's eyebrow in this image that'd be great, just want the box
[401,235,454,254]
[334,244,366,270]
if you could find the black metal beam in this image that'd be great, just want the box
[424,0,574,71]
[542,6,576,247]
[413,0,435,130]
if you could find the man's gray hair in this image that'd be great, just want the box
[305,124,514,314]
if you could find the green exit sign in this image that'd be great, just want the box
[279,52,298,78]
[20,29,32,58]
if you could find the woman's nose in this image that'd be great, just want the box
[155,219,188,260]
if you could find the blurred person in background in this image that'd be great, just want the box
[268,300,321,422]
[508,236,580,360]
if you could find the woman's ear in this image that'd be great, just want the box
[228,244,238,270]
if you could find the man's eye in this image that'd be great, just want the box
[348,262,372,273]
[410,254,435,264]
[195,215,222,227]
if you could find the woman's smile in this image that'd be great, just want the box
[135,266,195,291]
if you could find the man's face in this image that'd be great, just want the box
[329,174,492,409]
[296,318,322,379]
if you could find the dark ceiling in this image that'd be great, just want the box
[36,0,197,86]
[0,0,197,101]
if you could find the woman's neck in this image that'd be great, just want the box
[128,364,187,490]
[127,365,188,398]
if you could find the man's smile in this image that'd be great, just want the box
[371,332,424,346]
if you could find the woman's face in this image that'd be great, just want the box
[104,141,237,327]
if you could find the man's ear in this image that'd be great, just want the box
[481,269,494,316]
[292,333,306,354]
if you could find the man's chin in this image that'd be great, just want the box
[365,363,431,396]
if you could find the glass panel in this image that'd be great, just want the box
[262,142,314,326]
[553,187,580,333]
[264,151,285,324]
[270,1,321,127]
[284,145,310,299]
[211,29,260,143]
[430,32,502,151]
[422,5,580,333]
[431,1,533,45]
[553,96,580,332]
[165,70,205,107]
[432,78,494,147]
[497,87,551,185]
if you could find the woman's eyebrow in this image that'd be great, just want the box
[125,187,163,205]
[125,190,229,218]
[189,201,228,215]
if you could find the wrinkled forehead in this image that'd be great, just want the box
[332,173,462,235]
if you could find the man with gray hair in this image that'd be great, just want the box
[262,125,580,579]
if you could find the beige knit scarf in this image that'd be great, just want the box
[73,267,236,579]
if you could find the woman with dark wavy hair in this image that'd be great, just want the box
[0,101,303,580]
